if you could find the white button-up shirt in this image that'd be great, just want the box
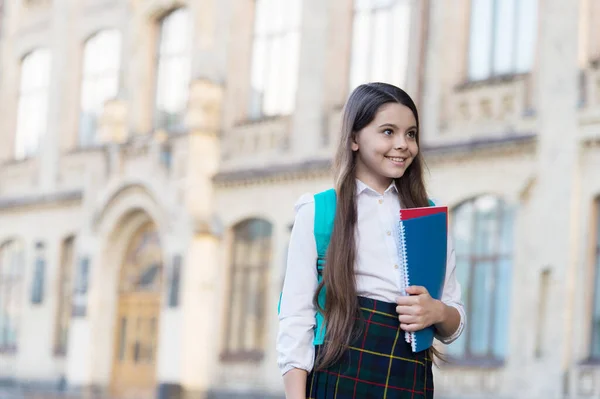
[276,180,466,375]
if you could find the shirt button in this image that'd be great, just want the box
[386,231,391,236]
[394,264,399,269]
[378,199,383,204]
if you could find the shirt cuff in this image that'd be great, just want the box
[435,302,466,344]
[280,363,313,376]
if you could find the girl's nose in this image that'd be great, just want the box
[393,134,408,150]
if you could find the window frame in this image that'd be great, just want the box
[220,218,273,362]
[449,196,514,363]
[349,0,414,91]
[14,48,52,160]
[78,29,122,147]
[153,7,192,132]
[247,0,302,120]
[466,0,538,82]
[0,240,25,353]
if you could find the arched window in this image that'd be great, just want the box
[249,0,302,118]
[448,195,515,360]
[79,29,122,146]
[154,8,192,131]
[350,0,413,90]
[0,240,25,351]
[15,49,51,159]
[222,219,273,361]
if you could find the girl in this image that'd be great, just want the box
[277,83,465,399]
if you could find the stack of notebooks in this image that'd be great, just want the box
[397,205,448,352]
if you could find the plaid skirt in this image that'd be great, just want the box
[306,297,434,399]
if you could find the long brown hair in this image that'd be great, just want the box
[313,82,440,370]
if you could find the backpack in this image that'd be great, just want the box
[279,188,434,346]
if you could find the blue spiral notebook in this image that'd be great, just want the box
[398,206,448,352]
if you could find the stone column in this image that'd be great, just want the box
[420,0,446,145]
[38,0,73,191]
[155,80,223,399]
[522,1,581,397]
[291,0,330,158]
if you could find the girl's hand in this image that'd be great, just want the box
[395,286,445,332]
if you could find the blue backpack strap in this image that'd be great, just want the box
[312,189,336,345]
[428,199,435,206]
[314,189,337,271]
[277,189,337,347]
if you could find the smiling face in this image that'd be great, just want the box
[351,102,419,193]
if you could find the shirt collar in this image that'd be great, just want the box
[356,179,398,196]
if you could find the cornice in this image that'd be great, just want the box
[213,134,539,188]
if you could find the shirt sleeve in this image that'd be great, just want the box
[276,193,319,375]
[435,233,467,344]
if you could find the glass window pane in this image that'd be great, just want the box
[79,30,121,146]
[447,257,470,358]
[350,0,411,90]
[370,9,389,83]
[470,260,494,356]
[155,8,191,130]
[249,0,301,117]
[245,269,259,349]
[455,257,472,312]
[500,205,515,255]
[492,0,516,75]
[515,0,538,73]
[0,241,24,348]
[492,257,511,358]
[229,268,244,351]
[473,196,500,256]
[227,220,273,354]
[263,36,283,116]
[453,202,474,257]
[350,9,371,89]
[280,31,301,115]
[468,0,493,80]
[254,0,267,35]
[249,37,267,117]
[390,1,411,88]
[15,49,51,159]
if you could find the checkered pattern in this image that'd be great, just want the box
[306,297,434,399]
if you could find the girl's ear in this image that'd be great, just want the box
[351,134,359,152]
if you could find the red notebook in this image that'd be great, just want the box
[400,206,448,227]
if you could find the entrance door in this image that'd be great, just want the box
[111,222,162,397]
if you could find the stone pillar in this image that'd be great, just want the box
[64,234,101,390]
[38,0,72,191]
[521,1,581,397]
[291,0,330,158]
[420,0,446,145]
[155,79,223,399]
[98,99,128,145]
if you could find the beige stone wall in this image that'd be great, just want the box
[1,0,600,398]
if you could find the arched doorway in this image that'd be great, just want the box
[110,221,162,396]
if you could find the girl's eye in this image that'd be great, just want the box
[407,130,417,139]
[383,129,393,136]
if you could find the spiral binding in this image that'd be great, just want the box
[398,211,417,351]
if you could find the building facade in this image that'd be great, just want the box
[0,0,600,398]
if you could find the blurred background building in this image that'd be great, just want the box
[0,0,599,398]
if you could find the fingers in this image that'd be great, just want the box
[397,305,425,317]
[400,323,423,332]
[398,314,418,324]
[405,285,428,295]
[395,296,418,306]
